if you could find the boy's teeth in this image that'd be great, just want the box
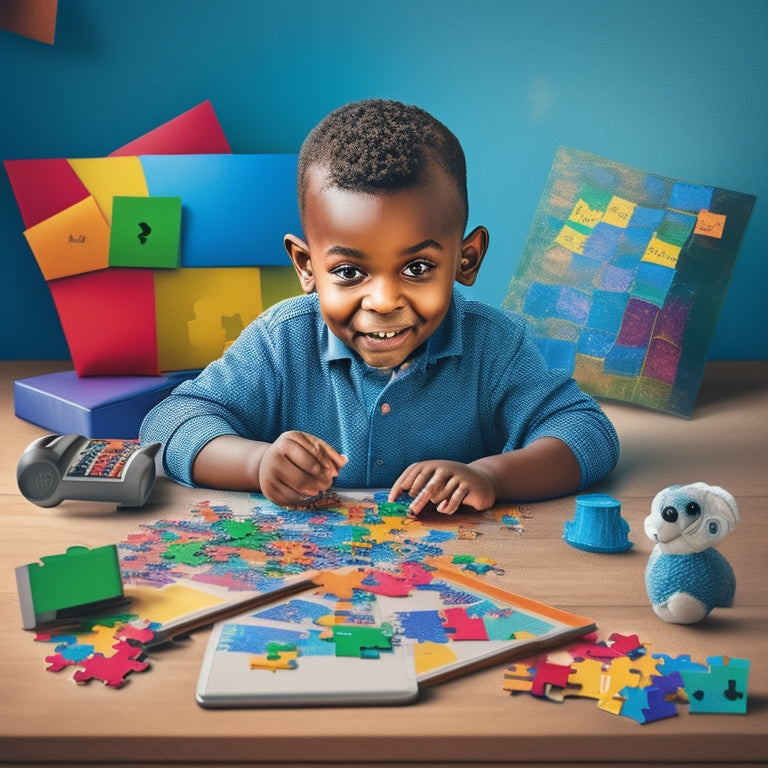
[372,331,397,338]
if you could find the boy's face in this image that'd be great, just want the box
[285,165,487,369]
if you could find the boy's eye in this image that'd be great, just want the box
[331,265,365,282]
[403,260,434,278]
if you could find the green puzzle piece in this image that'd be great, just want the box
[328,623,394,658]
[109,195,182,268]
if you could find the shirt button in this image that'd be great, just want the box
[380,402,391,414]
[376,459,385,466]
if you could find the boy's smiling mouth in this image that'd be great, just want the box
[356,326,414,359]
[366,329,405,340]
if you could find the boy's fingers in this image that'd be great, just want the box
[287,433,346,477]
[436,487,469,515]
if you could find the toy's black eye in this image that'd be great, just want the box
[708,521,720,535]
[662,506,678,522]
[685,502,701,517]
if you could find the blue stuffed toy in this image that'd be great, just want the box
[644,482,739,624]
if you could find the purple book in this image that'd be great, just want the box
[14,369,198,438]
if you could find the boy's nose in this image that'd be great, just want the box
[361,279,404,313]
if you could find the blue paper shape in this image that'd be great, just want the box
[139,154,300,267]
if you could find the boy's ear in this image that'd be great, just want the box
[284,234,316,293]
[456,226,489,286]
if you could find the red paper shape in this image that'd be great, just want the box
[48,269,159,376]
[4,157,90,228]
[110,100,231,157]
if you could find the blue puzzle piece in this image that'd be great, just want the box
[395,610,448,643]
[620,685,678,724]
[652,654,708,674]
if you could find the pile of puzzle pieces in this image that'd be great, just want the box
[35,617,158,688]
[503,631,749,722]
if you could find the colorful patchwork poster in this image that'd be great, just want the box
[503,147,756,417]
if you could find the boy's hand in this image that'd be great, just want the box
[389,460,497,516]
[259,431,347,508]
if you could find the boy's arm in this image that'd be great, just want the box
[469,436,583,502]
[192,432,347,507]
[391,436,582,516]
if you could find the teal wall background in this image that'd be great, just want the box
[2,0,766,360]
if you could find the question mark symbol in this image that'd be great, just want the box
[138,222,152,245]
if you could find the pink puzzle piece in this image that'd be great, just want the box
[440,607,489,641]
[360,570,415,597]
[71,641,149,687]
[44,652,77,673]
[530,661,573,697]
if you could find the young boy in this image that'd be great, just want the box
[140,99,619,515]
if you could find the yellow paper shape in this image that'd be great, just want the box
[695,210,726,239]
[68,157,149,225]
[641,235,682,268]
[602,196,636,228]
[555,224,588,255]
[568,198,604,228]
[23,196,110,280]
[154,267,263,371]
[125,583,226,625]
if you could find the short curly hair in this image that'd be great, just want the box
[297,99,468,228]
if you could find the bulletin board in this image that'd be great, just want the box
[503,147,756,417]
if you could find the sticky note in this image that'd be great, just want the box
[109,196,182,268]
[555,224,589,255]
[695,210,726,239]
[569,198,604,229]
[641,236,682,269]
[602,196,636,228]
[23,196,110,280]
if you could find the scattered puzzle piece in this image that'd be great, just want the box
[502,663,536,693]
[620,685,678,723]
[71,640,149,687]
[530,661,573,697]
[314,569,369,600]
[44,652,77,672]
[681,656,750,714]
[503,633,750,724]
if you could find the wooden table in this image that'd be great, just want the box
[1,361,766,767]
